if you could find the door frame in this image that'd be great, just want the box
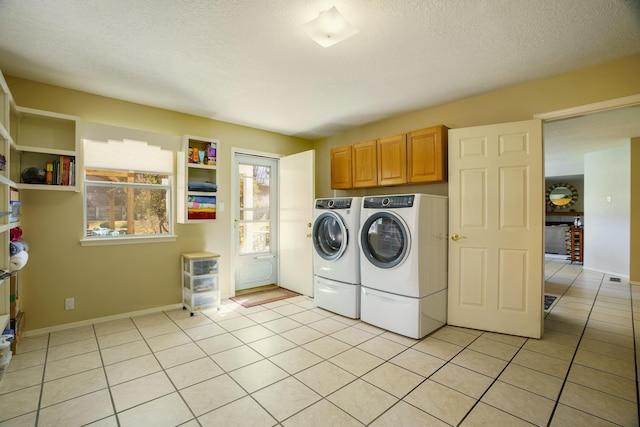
[534,94,640,122]
[230,147,282,294]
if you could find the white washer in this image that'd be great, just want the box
[312,197,362,318]
[359,193,448,338]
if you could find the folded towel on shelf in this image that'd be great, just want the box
[10,250,28,271]
[187,182,217,192]
[187,202,216,209]
[188,195,216,204]
[10,227,22,242]
[188,210,216,219]
[9,241,24,256]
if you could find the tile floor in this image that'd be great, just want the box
[0,255,638,426]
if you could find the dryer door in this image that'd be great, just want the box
[312,212,348,261]
[360,212,410,268]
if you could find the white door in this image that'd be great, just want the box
[279,150,315,296]
[234,154,278,291]
[448,120,544,338]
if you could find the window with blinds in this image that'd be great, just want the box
[83,138,175,240]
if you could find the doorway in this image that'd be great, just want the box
[538,97,640,277]
[233,152,279,292]
[231,148,316,296]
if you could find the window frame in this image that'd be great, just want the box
[80,148,177,246]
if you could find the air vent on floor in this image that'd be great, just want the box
[610,277,622,282]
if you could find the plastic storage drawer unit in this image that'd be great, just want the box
[181,252,220,315]
[183,256,219,275]
[183,273,218,293]
[183,289,219,312]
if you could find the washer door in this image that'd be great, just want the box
[313,212,348,261]
[360,212,410,268]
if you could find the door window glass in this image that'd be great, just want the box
[238,163,272,254]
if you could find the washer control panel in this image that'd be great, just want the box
[315,198,353,209]
[363,195,415,209]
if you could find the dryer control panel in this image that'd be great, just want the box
[315,198,353,209]
[363,195,415,209]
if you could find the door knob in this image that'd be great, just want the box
[451,233,467,241]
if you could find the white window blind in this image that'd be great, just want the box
[84,139,174,173]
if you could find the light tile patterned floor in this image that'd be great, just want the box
[0,256,638,426]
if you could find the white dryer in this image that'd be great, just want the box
[312,197,362,318]
[359,194,448,338]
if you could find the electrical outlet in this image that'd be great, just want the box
[65,298,74,310]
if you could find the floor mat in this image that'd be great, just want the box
[544,294,557,310]
[230,287,300,308]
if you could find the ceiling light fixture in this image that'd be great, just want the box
[303,6,359,48]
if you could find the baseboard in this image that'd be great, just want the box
[581,266,630,281]
[22,303,183,339]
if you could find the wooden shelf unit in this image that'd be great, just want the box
[570,226,583,264]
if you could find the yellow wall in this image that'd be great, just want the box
[631,138,640,285]
[314,53,640,199]
[313,53,640,284]
[7,52,640,331]
[6,77,313,331]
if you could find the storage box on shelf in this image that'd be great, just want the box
[0,336,11,381]
[176,135,218,223]
[10,106,79,191]
[181,252,220,315]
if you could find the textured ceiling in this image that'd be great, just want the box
[0,0,639,142]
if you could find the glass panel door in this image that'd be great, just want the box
[234,153,278,290]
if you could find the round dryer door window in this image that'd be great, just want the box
[360,212,410,268]
[313,212,348,260]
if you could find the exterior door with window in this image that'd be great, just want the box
[234,154,278,291]
[448,119,544,338]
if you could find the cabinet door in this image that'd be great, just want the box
[330,145,352,189]
[377,134,407,186]
[352,140,377,188]
[407,125,448,183]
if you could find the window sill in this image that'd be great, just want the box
[80,235,177,247]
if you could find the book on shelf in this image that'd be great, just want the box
[45,156,74,185]
[61,156,70,186]
[46,161,53,184]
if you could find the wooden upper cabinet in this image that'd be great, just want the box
[329,124,448,190]
[330,145,352,189]
[352,140,377,188]
[407,125,449,183]
[377,133,407,186]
